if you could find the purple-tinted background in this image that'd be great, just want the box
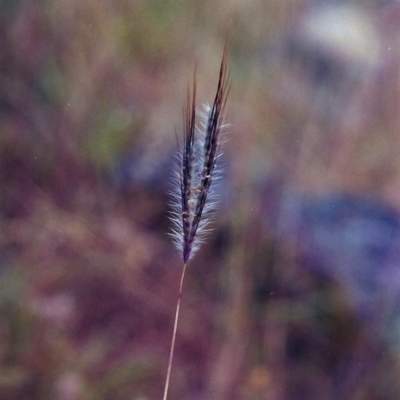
[2,1,400,399]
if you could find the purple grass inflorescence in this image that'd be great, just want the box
[169,42,230,263]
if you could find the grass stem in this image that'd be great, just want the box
[162,262,188,400]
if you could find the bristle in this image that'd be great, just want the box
[169,41,230,263]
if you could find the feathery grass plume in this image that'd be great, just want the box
[163,39,230,400]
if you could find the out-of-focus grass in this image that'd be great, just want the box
[2,0,400,399]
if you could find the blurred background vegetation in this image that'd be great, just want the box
[2,0,400,399]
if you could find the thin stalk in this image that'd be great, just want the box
[162,262,188,400]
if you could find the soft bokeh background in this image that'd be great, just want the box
[2,0,400,399]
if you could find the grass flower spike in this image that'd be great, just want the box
[170,41,230,263]
[163,40,230,400]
